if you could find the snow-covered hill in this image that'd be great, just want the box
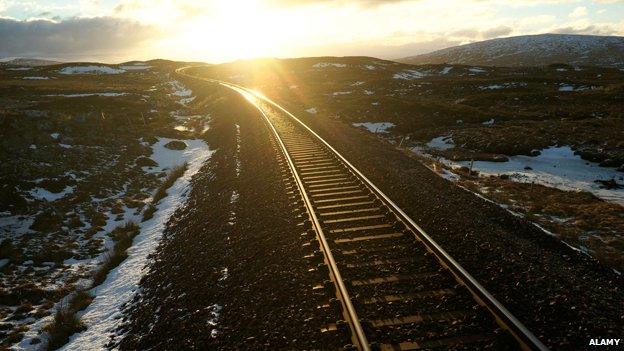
[2,57,61,66]
[398,34,624,68]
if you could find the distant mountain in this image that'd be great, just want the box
[3,58,62,66]
[398,34,624,68]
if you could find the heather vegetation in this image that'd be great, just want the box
[0,60,210,347]
[192,57,624,270]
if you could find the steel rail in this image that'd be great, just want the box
[227,84,371,351]
[175,66,549,351]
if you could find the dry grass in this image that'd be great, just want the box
[152,163,188,204]
[458,174,624,270]
[91,221,140,287]
[142,163,188,222]
[43,290,94,351]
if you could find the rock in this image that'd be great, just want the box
[136,156,158,167]
[143,136,158,145]
[595,179,623,190]
[599,158,620,168]
[490,154,509,162]
[164,140,187,150]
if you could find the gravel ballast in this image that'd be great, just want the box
[118,87,348,349]
[297,112,624,349]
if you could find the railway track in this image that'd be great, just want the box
[177,68,548,351]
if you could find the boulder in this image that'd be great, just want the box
[164,140,187,150]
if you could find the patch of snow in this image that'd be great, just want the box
[427,136,455,150]
[0,213,35,237]
[393,69,427,80]
[352,122,395,134]
[479,82,527,90]
[174,125,190,132]
[207,303,222,338]
[7,67,32,71]
[439,168,460,181]
[168,80,194,106]
[371,102,380,106]
[469,67,487,74]
[448,146,624,205]
[332,91,352,96]
[59,141,213,351]
[313,62,346,68]
[440,67,453,75]
[179,97,196,105]
[230,191,239,204]
[23,76,49,80]
[169,80,192,96]
[482,118,495,126]
[234,124,241,177]
[144,137,210,173]
[59,66,126,75]
[363,65,376,70]
[0,258,9,268]
[305,107,317,114]
[363,90,374,95]
[558,83,600,92]
[29,186,75,201]
[50,133,60,140]
[351,81,365,86]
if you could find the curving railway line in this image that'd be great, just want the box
[176,67,549,351]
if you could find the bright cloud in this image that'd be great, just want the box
[0,0,622,62]
[569,6,588,17]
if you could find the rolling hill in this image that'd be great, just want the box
[398,34,624,68]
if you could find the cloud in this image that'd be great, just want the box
[0,16,159,61]
[569,6,588,18]
[293,36,462,59]
[447,26,513,41]
[482,25,513,38]
[552,24,620,35]
[266,0,410,7]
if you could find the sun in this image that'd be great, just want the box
[174,0,296,62]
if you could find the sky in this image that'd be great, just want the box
[0,0,622,63]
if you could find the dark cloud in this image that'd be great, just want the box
[450,26,513,40]
[553,25,619,36]
[450,28,480,38]
[0,17,158,60]
[482,26,512,39]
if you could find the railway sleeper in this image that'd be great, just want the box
[336,250,435,266]
[376,333,507,351]
[366,310,506,349]
[359,288,457,305]
[309,185,363,194]
[323,217,397,231]
[355,294,478,320]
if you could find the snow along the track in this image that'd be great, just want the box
[59,141,214,351]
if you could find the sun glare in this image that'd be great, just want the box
[175,0,298,62]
